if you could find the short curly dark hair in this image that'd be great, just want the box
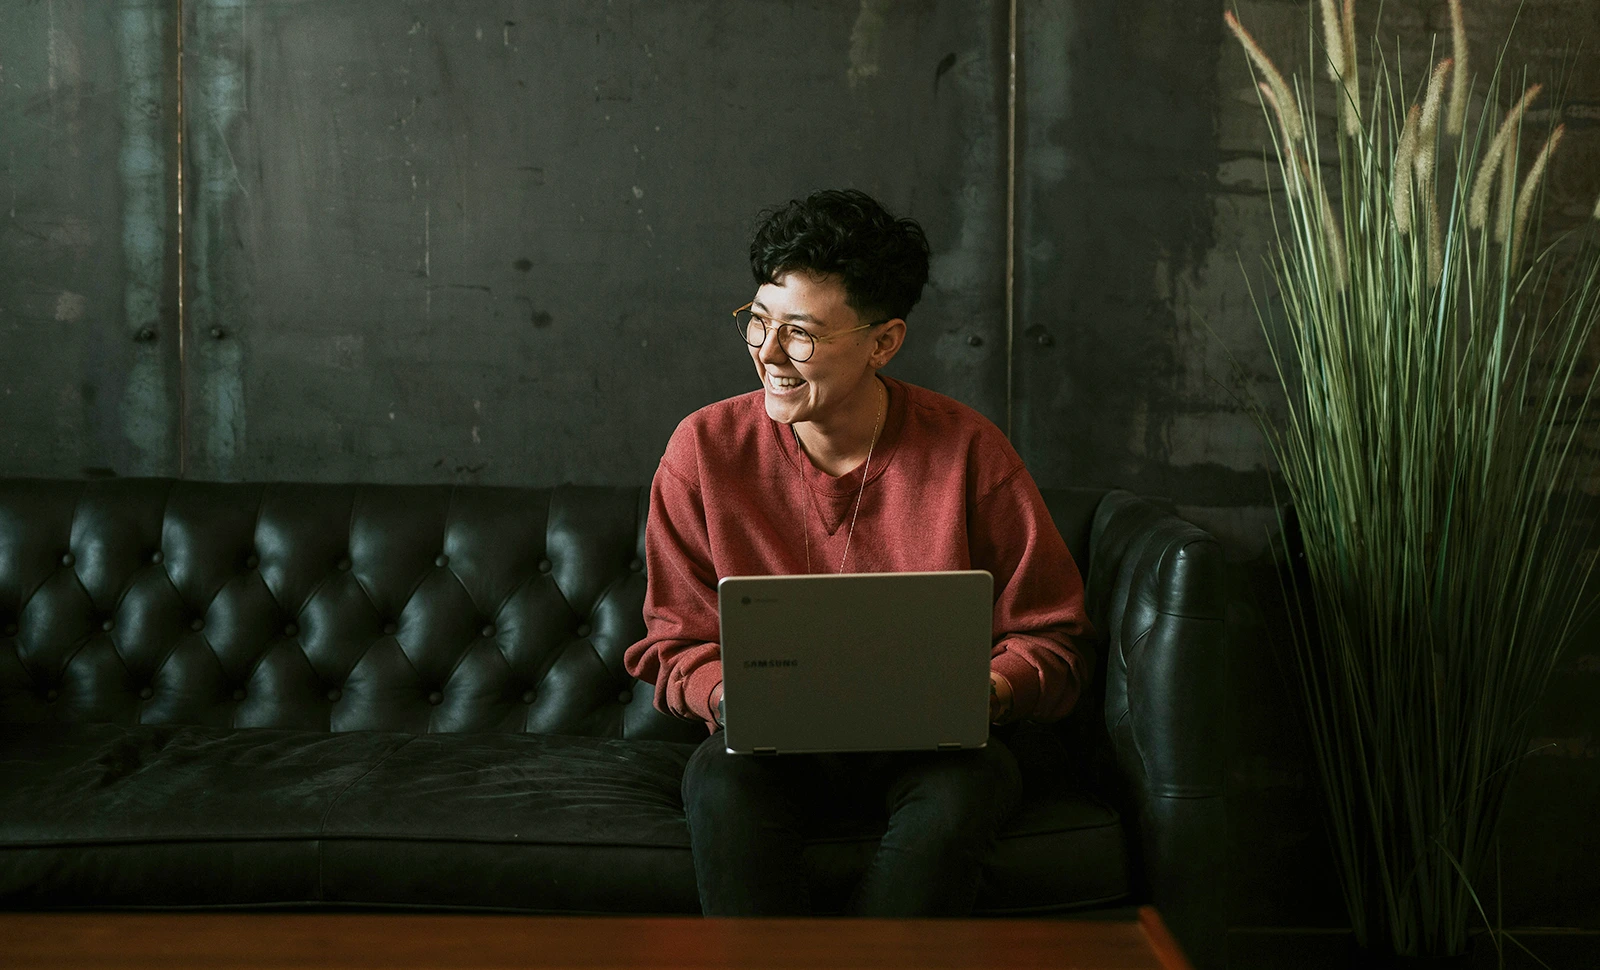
[749,189,931,322]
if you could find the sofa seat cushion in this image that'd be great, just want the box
[978,785,1129,913]
[0,723,700,911]
[1,723,1127,914]
[313,731,702,913]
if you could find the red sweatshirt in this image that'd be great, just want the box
[624,376,1094,730]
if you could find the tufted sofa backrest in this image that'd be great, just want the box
[1,478,1129,746]
[0,479,705,743]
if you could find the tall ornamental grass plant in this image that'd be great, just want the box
[1226,0,1600,959]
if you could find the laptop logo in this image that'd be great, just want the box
[742,659,799,668]
[739,595,780,605]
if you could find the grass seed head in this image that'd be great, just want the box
[1468,84,1541,234]
[1320,0,1346,85]
[1414,59,1454,187]
[1340,0,1362,135]
[1394,104,1422,235]
[1226,11,1305,143]
[1511,124,1566,264]
[1448,0,1470,136]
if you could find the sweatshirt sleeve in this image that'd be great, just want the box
[622,447,724,729]
[971,465,1097,723]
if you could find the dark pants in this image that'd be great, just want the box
[680,731,1022,916]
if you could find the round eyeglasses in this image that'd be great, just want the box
[732,303,888,363]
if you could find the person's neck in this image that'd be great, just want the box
[793,377,886,478]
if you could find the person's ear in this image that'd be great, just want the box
[869,319,906,369]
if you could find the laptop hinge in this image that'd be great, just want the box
[753,747,778,756]
[937,742,962,751]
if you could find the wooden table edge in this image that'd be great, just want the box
[1138,905,1196,970]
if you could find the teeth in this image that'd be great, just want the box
[770,376,805,389]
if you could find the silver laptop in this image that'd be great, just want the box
[716,570,994,755]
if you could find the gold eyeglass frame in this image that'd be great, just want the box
[732,302,889,363]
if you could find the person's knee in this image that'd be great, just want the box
[886,746,1020,831]
[682,737,788,820]
[683,738,738,807]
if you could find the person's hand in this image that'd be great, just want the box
[988,672,1013,723]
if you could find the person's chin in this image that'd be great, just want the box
[762,389,807,425]
[762,395,795,424]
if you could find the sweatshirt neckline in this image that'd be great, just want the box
[770,376,907,497]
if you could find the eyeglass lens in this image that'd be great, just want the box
[736,309,815,361]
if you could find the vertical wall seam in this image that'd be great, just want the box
[1005,0,1017,441]
[116,0,175,475]
[175,0,188,477]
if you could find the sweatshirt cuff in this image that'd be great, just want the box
[685,659,724,726]
[990,650,1041,723]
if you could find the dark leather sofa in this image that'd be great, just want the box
[0,478,1227,966]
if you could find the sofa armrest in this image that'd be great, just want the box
[1087,489,1228,969]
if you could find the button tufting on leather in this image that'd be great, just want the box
[5,484,733,742]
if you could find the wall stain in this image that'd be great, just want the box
[847,0,890,88]
[934,51,957,92]
[54,291,86,322]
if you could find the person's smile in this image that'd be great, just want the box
[763,371,807,394]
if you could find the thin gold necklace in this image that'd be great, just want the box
[798,381,885,574]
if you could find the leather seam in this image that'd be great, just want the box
[344,564,414,698]
[1145,790,1224,800]
[316,735,417,902]
[57,560,136,703]
[1152,609,1225,623]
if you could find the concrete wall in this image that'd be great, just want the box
[2,0,1598,963]
[174,0,1012,485]
[0,0,180,478]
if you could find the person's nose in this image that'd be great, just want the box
[756,325,789,364]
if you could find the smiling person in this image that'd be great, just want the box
[624,189,1093,917]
